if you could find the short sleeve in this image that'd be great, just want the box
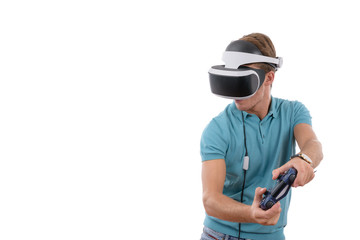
[292,101,312,129]
[200,119,228,161]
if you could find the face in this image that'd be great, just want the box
[234,64,274,113]
[234,84,266,112]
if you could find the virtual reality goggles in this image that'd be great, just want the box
[208,40,283,100]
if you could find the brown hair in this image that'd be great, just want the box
[240,33,277,73]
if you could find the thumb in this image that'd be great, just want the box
[253,187,266,205]
[272,163,291,180]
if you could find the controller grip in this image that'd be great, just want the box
[260,167,297,210]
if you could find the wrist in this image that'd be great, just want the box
[290,153,313,167]
[245,203,260,224]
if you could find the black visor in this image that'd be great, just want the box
[209,66,266,99]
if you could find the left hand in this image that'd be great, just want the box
[272,158,315,187]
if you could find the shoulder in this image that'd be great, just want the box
[273,97,309,113]
[273,97,312,126]
[200,104,234,161]
[206,103,233,128]
[201,103,234,139]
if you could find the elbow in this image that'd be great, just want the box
[319,151,324,162]
[317,140,324,162]
[202,192,217,217]
[202,192,211,215]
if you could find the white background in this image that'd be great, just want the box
[0,0,359,239]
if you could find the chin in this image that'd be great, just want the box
[234,100,249,111]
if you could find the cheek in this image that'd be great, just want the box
[234,87,265,110]
[253,86,266,99]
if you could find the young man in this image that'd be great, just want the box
[200,33,323,240]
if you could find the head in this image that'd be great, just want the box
[208,33,281,116]
[235,33,277,113]
[240,33,277,73]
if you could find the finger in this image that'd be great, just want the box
[272,163,291,180]
[293,176,305,187]
[253,187,267,205]
[294,169,308,187]
[294,169,315,187]
[266,202,281,216]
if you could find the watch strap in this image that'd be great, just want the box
[290,153,312,165]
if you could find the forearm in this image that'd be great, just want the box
[274,128,324,187]
[299,139,323,168]
[202,160,281,225]
[294,123,323,169]
[203,192,252,223]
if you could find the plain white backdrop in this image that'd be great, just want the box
[1,0,359,239]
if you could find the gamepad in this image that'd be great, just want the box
[260,167,298,210]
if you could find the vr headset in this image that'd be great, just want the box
[208,40,283,100]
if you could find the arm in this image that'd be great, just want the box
[272,123,323,187]
[293,123,323,169]
[202,159,282,225]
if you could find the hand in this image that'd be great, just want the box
[272,158,315,187]
[250,187,281,226]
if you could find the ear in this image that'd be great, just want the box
[264,71,275,86]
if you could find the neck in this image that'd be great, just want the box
[245,95,272,120]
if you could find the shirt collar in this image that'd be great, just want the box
[230,96,279,121]
[268,96,279,118]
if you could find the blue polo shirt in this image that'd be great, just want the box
[200,97,312,240]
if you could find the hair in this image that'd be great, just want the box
[239,33,277,73]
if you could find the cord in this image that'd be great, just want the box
[241,112,248,157]
[238,169,247,239]
[238,112,248,240]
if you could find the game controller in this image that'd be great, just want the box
[260,167,298,210]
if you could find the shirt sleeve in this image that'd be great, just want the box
[292,101,312,129]
[200,119,228,162]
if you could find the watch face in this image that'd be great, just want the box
[291,153,312,164]
[299,153,312,164]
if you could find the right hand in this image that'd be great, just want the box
[250,187,282,225]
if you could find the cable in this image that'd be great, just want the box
[241,112,248,156]
[238,169,247,239]
[238,112,248,240]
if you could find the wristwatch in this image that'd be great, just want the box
[290,153,313,165]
